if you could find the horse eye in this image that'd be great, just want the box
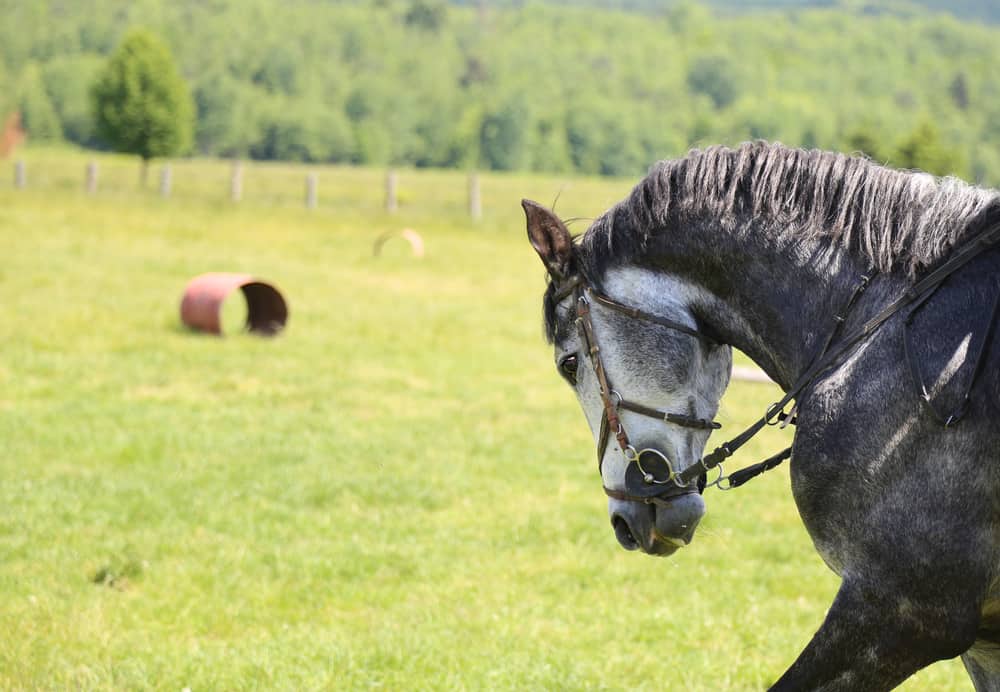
[558,354,579,385]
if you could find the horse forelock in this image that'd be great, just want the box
[577,141,1000,281]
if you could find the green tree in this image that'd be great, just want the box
[687,55,740,110]
[251,44,304,95]
[3,0,1000,184]
[949,72,969,110]
[43,54,104,145]
[532,115,573,173]
[352,121,392,165]
[666,0,713,36]
[193,74,266,157]
[843,127,887,164]
[250,98,354,163]
[91,29,194,183]
[17,63,62,141]
[478,99,533,171]
[404,0,448,31]
[566,104,643,176]
[894,120,966,177]
[0,62,9,125]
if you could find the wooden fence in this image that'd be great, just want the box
[9,158,485,219]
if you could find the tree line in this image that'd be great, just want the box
[452,0,1000,23]
[3,0,1000,183]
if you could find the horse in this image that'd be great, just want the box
[523,141,1000,691]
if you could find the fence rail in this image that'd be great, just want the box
[9,157,489,219]
[2,152,645,231]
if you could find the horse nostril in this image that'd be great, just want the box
[612,515,640,551]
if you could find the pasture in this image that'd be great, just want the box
[0,150,967,689]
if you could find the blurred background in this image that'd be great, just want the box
[4,0,1000,181]
[1,1,996,689]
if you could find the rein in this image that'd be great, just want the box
[561,215,1000,502]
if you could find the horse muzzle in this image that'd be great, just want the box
[608,491,705,556]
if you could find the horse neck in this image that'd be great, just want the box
[645,216,870,391]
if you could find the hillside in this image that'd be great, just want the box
[3,0,1000,182]
[452,0,1000,23]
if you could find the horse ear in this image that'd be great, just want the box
[522,199,573,279]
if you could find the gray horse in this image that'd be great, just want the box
[524,141,1000,690]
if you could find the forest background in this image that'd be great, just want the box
[4,0,1000,184]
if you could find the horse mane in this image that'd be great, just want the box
[544,141,1000,342]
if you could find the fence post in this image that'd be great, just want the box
[305,172,318,209]
[468,172,482,221]
[14,159,25,189]
[159,163,172,198]
[385,170,398,213]
[85,160,98,195]
[230,161,243,202]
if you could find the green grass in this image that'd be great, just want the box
[0,150,969,689]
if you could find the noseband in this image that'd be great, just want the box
[558,275,722,504]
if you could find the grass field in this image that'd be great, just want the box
[0,149,969,689]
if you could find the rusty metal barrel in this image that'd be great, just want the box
[180,273,288,336]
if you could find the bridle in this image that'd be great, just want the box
[553,210,1000,506]
[556,274,723,504]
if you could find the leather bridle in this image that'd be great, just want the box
[553,210,1000,505]
[557,275,723,504]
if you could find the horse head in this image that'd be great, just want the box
[524,199,732,556]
